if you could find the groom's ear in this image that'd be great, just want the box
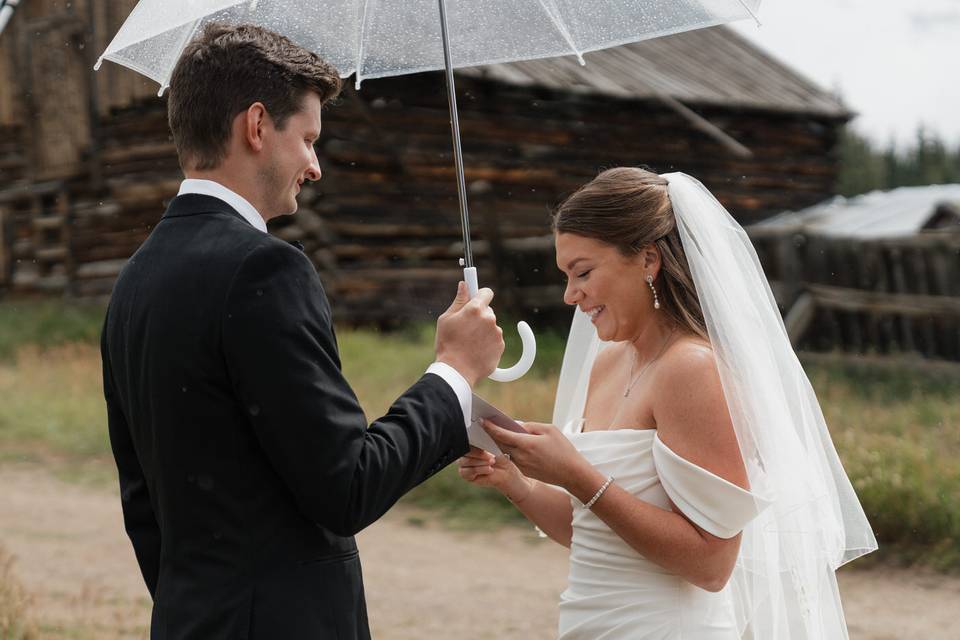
[241,102,270,153]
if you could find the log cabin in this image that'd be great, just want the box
[0,0,851,330]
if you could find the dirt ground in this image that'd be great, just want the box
[1,464,958,639]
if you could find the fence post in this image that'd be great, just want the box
[889,247,916,353]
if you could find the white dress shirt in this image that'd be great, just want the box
[177,178,472,431]
[179,179,268,233]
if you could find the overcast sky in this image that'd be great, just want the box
[732,0,960,149]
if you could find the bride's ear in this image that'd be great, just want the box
[638,243,662,276]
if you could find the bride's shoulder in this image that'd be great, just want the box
[653,334,744,487]
[667,333,714,362]
[655,335,720,393]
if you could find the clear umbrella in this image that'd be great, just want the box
[96,0,762,381]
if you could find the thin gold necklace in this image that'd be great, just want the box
[624,327,676,398]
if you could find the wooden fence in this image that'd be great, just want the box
[749,228,960,361]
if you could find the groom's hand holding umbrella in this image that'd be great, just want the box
[435,281,505,386]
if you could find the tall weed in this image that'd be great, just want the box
[0,546,36,640]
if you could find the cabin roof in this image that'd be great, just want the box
[459,26,848,118]
[752,184,960,238]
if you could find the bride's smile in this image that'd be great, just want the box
[583,304,604,321]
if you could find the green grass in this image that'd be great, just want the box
[0,300,105,362]
[1,299,959,567]
[805,359,960,569]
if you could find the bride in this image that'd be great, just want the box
[459,168,877,639]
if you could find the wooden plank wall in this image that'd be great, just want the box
[90,0,158,115]
[0,124,25,185]
[0,28,20,126]
[0,2,26,186]
[9,0,90,178]
[0,0,155,182]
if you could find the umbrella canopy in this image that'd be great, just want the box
[96,0,762,382]
[97,0,760,93]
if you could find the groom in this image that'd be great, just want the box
[100,23,504,639]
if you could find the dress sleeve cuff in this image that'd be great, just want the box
[426,362,472,432]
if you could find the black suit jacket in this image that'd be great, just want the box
[101,194,469,639]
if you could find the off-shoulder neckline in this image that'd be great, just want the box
[575,426,657,435]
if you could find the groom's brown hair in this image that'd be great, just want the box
[167,22,342,171]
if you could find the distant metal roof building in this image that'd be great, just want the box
[751,184,960,239]
[460,25,848,118]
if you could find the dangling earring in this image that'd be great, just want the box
[646,274,660,310]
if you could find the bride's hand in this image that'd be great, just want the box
[458,446,533,503]
[481,420,589,489]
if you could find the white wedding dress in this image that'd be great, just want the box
[558,427,767,640]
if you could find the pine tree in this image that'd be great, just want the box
[837,128,886,197]
[837,126,960,196]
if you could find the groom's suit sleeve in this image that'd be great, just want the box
[222,241,469,536]
[101,327,161,597]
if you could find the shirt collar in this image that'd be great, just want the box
[177,179,268,234]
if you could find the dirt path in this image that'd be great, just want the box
[1,464,958,639]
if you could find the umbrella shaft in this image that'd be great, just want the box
[437,0,473,269]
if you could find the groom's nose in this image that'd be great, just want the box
[304,147,322,182]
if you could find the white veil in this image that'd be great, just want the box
[551,172,877,638]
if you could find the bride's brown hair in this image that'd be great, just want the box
[552,167,707,340]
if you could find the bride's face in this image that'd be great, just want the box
[555,232,653,342]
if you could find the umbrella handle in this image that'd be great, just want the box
[463,267,537,382]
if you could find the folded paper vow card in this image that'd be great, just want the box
[467,394,527,456]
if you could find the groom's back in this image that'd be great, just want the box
[103,195,363,638]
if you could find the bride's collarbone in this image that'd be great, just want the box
[584,336,706,431]
[583,382,657,432]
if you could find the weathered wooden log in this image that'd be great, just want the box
[75,258,127,280]
[808,284,960,318]
[784,292,817,346]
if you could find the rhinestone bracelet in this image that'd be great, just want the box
[583,475,615,510]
